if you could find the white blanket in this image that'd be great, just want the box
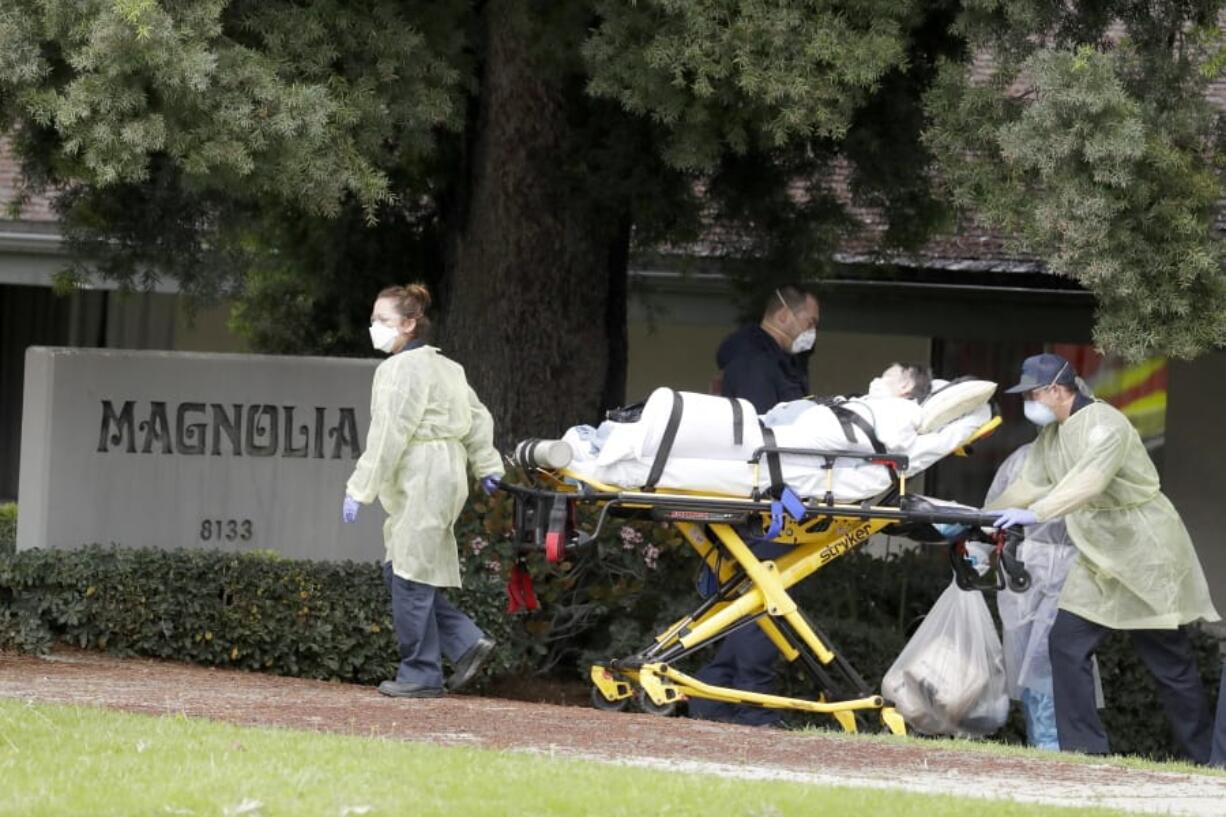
[562,386,993,502]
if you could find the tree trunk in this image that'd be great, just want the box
[441,0,630,449]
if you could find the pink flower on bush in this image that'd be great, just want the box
[484,559,502,574]
[643,544,661,570]
[619,525,644,550]
[470,536,489,555]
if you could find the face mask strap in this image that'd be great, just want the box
[775,290,794,328]
[775,289,817,338]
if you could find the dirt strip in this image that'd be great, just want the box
[3,649,1225,816]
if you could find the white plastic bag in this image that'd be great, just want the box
[882,579,1009,737]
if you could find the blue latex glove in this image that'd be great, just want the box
[995,507,1038,530]
[934,522,970,540]
[342,494,360,524]
[481,475,501,496]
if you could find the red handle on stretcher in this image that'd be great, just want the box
[545,531,564,563]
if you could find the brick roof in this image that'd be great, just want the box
[825,160,1043,274]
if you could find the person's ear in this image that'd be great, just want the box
[401,317,417,337]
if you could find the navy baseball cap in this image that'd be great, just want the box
[1004,353,1079,394]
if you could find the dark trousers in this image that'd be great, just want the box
[1212,660,1226,768]
[1049,610,1212,762]
[384,562,483,688]
[688,537,789,727]
[688,624,782,726]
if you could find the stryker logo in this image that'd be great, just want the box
[96,401,362,459]
[817,522,875,565]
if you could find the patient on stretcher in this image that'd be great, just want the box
[561,366,997,503]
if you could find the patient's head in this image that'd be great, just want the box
[870,363,933,402]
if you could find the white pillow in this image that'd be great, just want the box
[919,380,997,434]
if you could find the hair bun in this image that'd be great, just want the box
[404,282,431,311]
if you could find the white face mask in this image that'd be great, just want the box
[1024,399,1058,427]
[775,290,817,354]
[369,322,400,354]
[790,328,816,354]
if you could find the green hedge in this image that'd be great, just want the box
[0,492,1219,761]
[0,546,399,681]
[0,503,15,556]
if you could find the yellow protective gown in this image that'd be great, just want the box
[346,346,504,587]
[988,401,1219,630]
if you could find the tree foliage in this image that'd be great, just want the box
[2,0,1224,434]
[584,0,917,168]
[925,1,1226,359]
[587,0,961,301]
[0,1,947,290]
[0,0,461,212]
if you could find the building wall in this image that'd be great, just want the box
[1165,350,1226,613]
[174,301,247,354]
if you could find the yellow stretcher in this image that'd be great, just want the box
[501,415,1029,735]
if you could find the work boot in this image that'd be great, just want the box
[377,680,445,698]
[448,636,496,692]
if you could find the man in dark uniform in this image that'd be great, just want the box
[715,286,818,411]
[689,285,819,727]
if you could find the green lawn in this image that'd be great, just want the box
[0,699,1138,817]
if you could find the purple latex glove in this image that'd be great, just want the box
[994,507,1038,530]
[481,475,501,496]
[342,494,360,524]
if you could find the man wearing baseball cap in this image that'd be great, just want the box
[989,352,1219,762]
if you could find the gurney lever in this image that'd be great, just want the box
[779,486,806,520]
[762,487,806,538]
[763,501,785,539]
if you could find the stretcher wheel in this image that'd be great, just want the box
[1007,570,1032,593]
[590,686,630,712]
[635,689,677,717]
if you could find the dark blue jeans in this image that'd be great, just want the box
[384,562,484,688]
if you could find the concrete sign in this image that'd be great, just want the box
[17,347,389,561]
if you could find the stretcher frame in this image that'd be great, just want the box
[503,416,1029,735]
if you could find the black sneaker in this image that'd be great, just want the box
[448,636,495,692]
[377,680,445,698]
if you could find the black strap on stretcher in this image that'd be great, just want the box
[643,392,746,491]
[757,424,784,499]
[644,391,684,491]
[728,398,744,446]
[829,404,886,454]
[828,402,904,498]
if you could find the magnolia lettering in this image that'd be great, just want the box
[96,401,362,459]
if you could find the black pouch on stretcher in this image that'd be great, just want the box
[514,490,577,557]
[508,489,579,613]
